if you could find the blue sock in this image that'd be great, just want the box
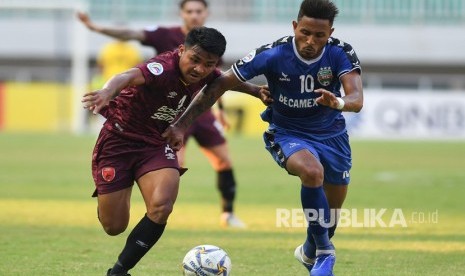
[301,185,333,254]
[303,218,338,258]
[328,224,337,239]
[303,236,316,259]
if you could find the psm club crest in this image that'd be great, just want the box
[102,167,116,182]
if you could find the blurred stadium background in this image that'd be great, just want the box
[0,0,464,137]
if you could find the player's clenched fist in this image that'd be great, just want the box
[162,125,185,151]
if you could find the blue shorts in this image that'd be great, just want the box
[263,129,352,185]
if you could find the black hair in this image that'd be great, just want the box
[297,0,339,25]
[185,27,226,57]
[179,0,208,9]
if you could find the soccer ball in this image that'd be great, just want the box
[182,245,232,276]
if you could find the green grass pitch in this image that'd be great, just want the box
[0,133,464,275]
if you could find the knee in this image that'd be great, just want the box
[214,156,232,171]
[299,165,324,187]
[101,221,128,236]
[203,144,233,171]
[146,201,174,224]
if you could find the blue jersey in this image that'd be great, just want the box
[232,36,361,139]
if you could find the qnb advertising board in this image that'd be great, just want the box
[344,90,465,139]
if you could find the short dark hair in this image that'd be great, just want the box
[179,0,208,9]
[297,0,339,25]
[185,27,226,57]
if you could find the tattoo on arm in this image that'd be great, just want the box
[175,71,241,129]
[176,89,220,129]
[233,82,260,98]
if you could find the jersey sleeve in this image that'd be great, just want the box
[331,39,362,79]
[136,57,166,87]
[231,43,276,82]
[141,26,162,50]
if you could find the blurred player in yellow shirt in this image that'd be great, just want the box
[89,40,142,131]
[98,40,142,82]
[90,40,142,94]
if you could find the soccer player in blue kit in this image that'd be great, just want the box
[163,0,363,275]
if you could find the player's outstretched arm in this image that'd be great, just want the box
[82,68,145,115]
[233,83,273,106]
[76,11,145,42]
[232,81,260,98]
[162,70,242,150]
[315,70,363,112]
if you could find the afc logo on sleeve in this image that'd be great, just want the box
[147,62,164,75]
[241,50,256,63]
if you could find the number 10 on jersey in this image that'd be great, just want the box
[300,75,314,93]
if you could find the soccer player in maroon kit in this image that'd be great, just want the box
[82,27,264,276]
[79,0,247,227]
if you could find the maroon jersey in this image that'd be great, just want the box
[101,50,221,146]
[142,26,184,54]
